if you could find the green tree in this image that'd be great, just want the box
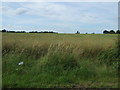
[109,30,115,34]
[76,31,80,34]
[103,30,109,34]
[116,30,120,34]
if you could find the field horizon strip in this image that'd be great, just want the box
[2,33,119,88]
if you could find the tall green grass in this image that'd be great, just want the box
[2,33,119,88]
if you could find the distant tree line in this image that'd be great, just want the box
[76,30,120,34]
[1,29,120,34]
[29,31,57,33]
[0,29,58,34]
[103,30,120,34]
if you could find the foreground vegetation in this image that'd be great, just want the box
[2,33,119,88]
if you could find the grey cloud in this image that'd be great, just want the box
[2,6,10,12]
[16,8,28,15]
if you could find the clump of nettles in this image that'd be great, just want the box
[46,51,79,70]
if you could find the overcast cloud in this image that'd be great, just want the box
[1,2,118,33]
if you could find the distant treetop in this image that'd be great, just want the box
[103,30,119,34]
[76,31,80,34]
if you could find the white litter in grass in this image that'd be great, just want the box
[18,61,24,65]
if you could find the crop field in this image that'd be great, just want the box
[2,33,119,88]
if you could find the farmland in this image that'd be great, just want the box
[2,33,119,88]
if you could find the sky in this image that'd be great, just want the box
[0,2,118,33]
